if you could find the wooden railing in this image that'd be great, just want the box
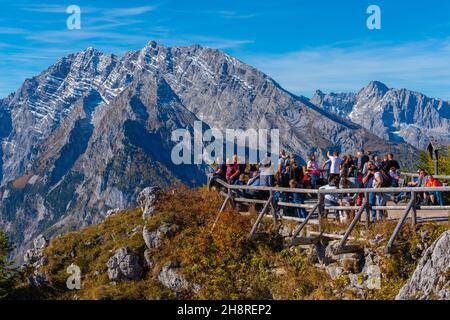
[400,172,450,181]
[207,174,450,254]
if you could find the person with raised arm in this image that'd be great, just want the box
[326,150,343,183]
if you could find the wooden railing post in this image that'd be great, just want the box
[248,194,273,240]
[385,195,415,253]
[364,192,370,229]
[318,192,324,233]
[290,202,319,245]
[269,190,278,226]
[411,192,417,226]
[207,174,212,191]
[210,188,232,234]
[338,197,368,250]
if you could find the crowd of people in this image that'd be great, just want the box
[208,150,447,223]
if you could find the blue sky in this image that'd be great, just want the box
[2,0,450,99]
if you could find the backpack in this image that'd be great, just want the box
[380,170,392,188]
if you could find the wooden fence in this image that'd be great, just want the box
[207,174,450,254]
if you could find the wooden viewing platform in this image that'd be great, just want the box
[207,174,450,254]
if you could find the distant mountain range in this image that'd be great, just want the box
[310,81,450,149]
[0,41,422,260]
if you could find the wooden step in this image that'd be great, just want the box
[290,236,321,246]
[332,245,362,255]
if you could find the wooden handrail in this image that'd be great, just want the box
[401,172,450,180]
[209,175,450,194]
[208,173,449,254]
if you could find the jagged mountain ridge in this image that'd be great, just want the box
[0,41,416,261]
[310,81,450,149]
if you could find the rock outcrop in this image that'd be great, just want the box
[106,247,142,281]
[143,223,173,250]
[157,262,189,292]
[396,231,450,300]
[138,187,161,219]
[23,234,49,287]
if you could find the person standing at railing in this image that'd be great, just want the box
[322,158,331,182]
[409,169,429,205]
[319,176,345,221]
[259,157,274,187]
[307,154,321,188]
[327,150,343,183]
[226,155,241,184]
[394,171,420,204]
[289,160,304,188]
[385,153,400,172]
[288,179,307,219]
[209,157,227,190]
[426,175,444,206]
[246,171,261,198]
[233,174,247,197]
[277,150,289,183]
[362,155,374,176]
[389,167,400,188]
[357,150,369,173]
[363,161,386,223]
[249,163,259,179]
[380,154,389,171]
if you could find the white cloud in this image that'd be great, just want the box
[17,3,157,16]
[105,6,158,17]
[244,39,450,100]
[218,11,260,19]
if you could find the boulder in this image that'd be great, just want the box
[369,234,384,246]
[33,235,48,250]
[106,208,121,218]
[138,187,161,219]
[396,231,450,300]
[306,242,326,264]
[325,264,345,280]
[278,224,292,238]
[106,247,142,281]
[143,223,173,250]
[324,241,363,272]
[157,262,189,291]
[144,249,154,269]
[23,235,49,287]
[23,234,48,265]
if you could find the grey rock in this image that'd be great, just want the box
[396,231,450,300]
[128,226,141,238]
[23,234,48,265]
[143,223,173,250]
[106,247,142,281]
[369,234,384,246]
[23,250,35,264]
[138,187,161,219]
[33,235,48,250]
[106,208,121,218]
[278,224,292,238]
[325,264,345,280]
[324,241,363,273]
[29,272,48,287]
[157,262,189,291]
[306,242,326,264]
[23,235,49,287]
[144,249,154,269]
[348,273,364,289]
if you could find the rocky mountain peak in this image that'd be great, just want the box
[311,81,449,148]
[367,80,389,92]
